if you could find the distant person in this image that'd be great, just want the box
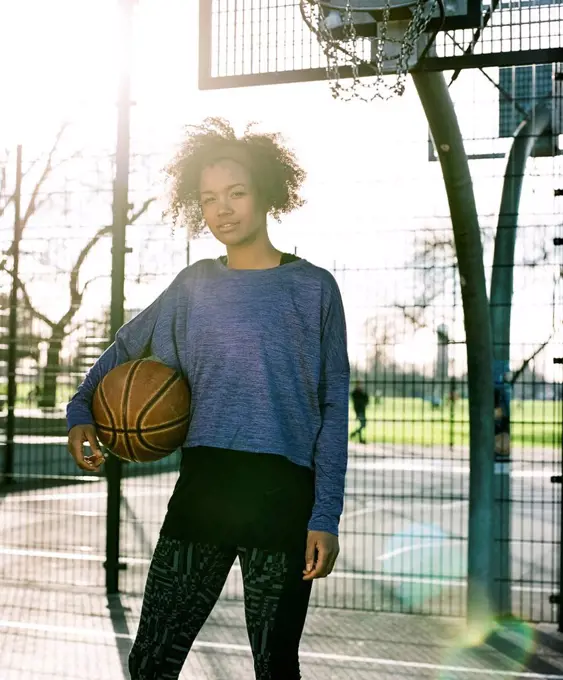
[350,382,369,444]
[494,386,510,456]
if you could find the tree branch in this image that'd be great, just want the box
[2,195,157,348]
[79,274,111,297]
[21,124,69,232]
[56,196,156,330]
[393,304,429,331]
[0,154,44,221]
[413,235,456,266]
[3,123,70,258]
[509,332,555,386]
[129,197,156,224]
[3,267,56,329]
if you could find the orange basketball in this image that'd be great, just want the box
[91,359,191,463]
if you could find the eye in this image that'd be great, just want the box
[231,190,246,198]
[201,196,215,205]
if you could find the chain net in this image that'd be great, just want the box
[300,0,439,101]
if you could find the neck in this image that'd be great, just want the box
[225,236,282,270]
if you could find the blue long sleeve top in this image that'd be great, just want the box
[66,256,350,536]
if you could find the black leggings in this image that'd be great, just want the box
[129,535,312,680]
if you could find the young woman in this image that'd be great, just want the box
[67,118,350,680]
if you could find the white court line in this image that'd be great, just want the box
[1,488,463,504]
[343,498,467,520]
[2,488,172,503]
[0,473,100,483]
[343,502,377,519]
[3,491,108,502]
[0,547,105,562]
[349,460,558,478]
[0,619,561,678]
[3,460,554,505]
[0,546,553,593]
[376,540,445,561]
[3,459,554,504]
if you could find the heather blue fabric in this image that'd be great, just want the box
[67,257,350,535]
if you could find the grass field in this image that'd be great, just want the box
[0,380,76,408]
[349,397,562,449]
[1,382,561,450]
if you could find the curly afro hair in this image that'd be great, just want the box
[164,117,306,237]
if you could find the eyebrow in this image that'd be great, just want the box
[200,183,246,195]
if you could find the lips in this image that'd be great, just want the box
[217,222,239,232]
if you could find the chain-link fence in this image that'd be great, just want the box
[1,76,562,622]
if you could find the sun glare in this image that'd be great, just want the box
[1,1,120,147]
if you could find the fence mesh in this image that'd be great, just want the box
[199,0,563,88]
[1,71,562,623]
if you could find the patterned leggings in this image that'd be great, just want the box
[129,535,312,679]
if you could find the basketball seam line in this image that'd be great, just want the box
[136,372,188,454]
[135,372,183,429]
[95,413,189,435]
[94,421,187,454]
[122,360,144,463]
[98,379,117,451]
[128,437,178,454]
[96,419,188,454]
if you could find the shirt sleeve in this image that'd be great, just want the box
[308,276,350,536]
[66,286,172,432]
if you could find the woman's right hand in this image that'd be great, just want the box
[68,424,105,471]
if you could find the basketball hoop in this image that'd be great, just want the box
[300,0,446,101]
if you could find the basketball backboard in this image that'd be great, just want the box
[427,62,562,160]
[498,63,562,157]
[198,0,563,90]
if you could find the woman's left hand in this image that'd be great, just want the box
[302,530,340,581]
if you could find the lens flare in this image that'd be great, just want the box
[380,522,466,609]
[437,617,536,680]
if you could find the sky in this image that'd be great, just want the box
[0,0,561,381]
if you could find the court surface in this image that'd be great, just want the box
[1,441,562,679]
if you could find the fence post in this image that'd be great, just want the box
[105,0,135,595]
[412,70,495,630]
[551,228,563,630]
[3,145,23,485]
[489,101,552,617]
[553,369,563,631]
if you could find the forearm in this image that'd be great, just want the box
[65,280,178,431]
[66,341,129,430]
[308,377,350,536]
[308,271,350,535]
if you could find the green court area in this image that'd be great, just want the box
[349,397,562,449]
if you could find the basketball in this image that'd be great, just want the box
[91,359,191,463]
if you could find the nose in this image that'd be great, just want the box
[217,196,234,216]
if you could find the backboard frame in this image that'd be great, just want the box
[428,62,563,161]
[316,0,484,35]
[198,0,563,91]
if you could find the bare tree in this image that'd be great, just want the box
[0,128,156,408]
[393,224,560,390]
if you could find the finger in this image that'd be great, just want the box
[85,431,105,466]
[303,535,317,575]
[68,430,101,472]
[304,546,329,581]
[85,429,102,456]
[69,438,95,471]
[84,453,105,469]
[325,551,338,577]
[67,433,84,462]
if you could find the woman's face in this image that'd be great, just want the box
[200,159,266,247]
